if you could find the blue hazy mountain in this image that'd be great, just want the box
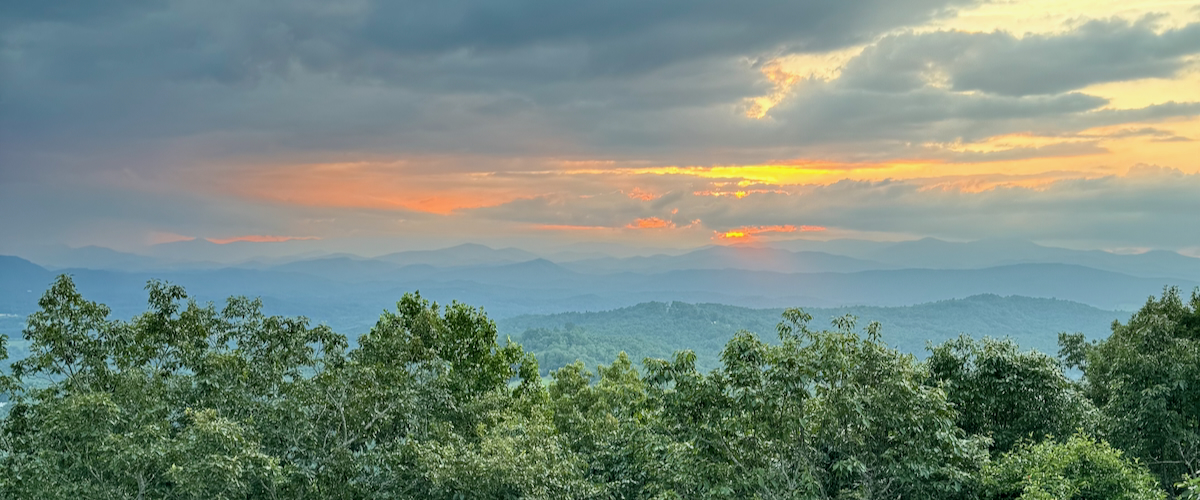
[143,238,331,265]
[3,253,1192,333]
[269,256,407,282]
[2,251,1192,375]
[374,243,539,268]
[770,237,1200,281]
[561,245,889,274]
[23,245,166,272]
[499,294,1129,372]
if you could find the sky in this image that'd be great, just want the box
[2,0,1199,256]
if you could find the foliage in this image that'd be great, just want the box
[927,336,1096,454]
[0,278,559,499]
[1061,287,1200,492]
[982,434,1164,500]
[519,325,673,376]
[547,312,988,499]
[0,276,1181,499]
[1178,474,1200,500]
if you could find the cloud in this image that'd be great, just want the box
[627,217,675,229]
[1083,127,1188,140]
[205,235,321,244]
[468,168,1200,249]
[4,1,1199,180]
[0,0,978,178]
[626,188,660,201]
[838,18,1200,96]
[6,0,976,84]
[3,0,1200,253]
[147,231,197,245]
[717,224,825,241]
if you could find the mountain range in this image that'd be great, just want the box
[19,238,1200,281]
[2,249,1192,329]
[4,238,1195,372]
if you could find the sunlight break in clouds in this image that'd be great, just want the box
[627,217,675,229]
[743,60,804,119]
[717,225,827,241]
[626,188,660,201]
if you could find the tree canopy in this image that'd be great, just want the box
[0,275,1190,499]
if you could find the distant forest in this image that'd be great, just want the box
[0,275,1197,499]
[500,295,1124,374]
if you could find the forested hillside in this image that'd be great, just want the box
[0,276,1197,499]
[501,295,1126,373]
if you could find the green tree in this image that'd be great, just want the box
[10,274,115,388]
[982,434,1165,500]
[0,277,332,499]
[634,311,987,499]
[1061,287,1200,491]
[549,352,661,499]
[927,336,1095,454]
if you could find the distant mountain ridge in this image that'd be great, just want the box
[0,252,1179,375]
[561,245,889,274]
[3,253,1190,332]
[499,294,1129,372]
[14,238,1200,284]
[374,243,539,268]
[770,237,1200,281]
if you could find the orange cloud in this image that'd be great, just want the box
[626,187,659,201]
[627,217,675,229]
[206,235,321,244]
[186,119,1200,222]
[717,225,826,241]
[693,188,789,198]
[205,160,530,215]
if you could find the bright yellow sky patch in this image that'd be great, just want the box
[1081,61,1200,109]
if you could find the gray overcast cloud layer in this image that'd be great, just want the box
[4,0,1199,165]
[2,0,1200,251]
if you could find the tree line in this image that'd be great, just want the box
[0,275,1197,499]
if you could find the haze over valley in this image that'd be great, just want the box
[5,237,1190,372]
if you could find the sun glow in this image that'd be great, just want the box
[627,217,675,229]
[717,225,826,241]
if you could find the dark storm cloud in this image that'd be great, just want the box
[838,17,1200,96]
